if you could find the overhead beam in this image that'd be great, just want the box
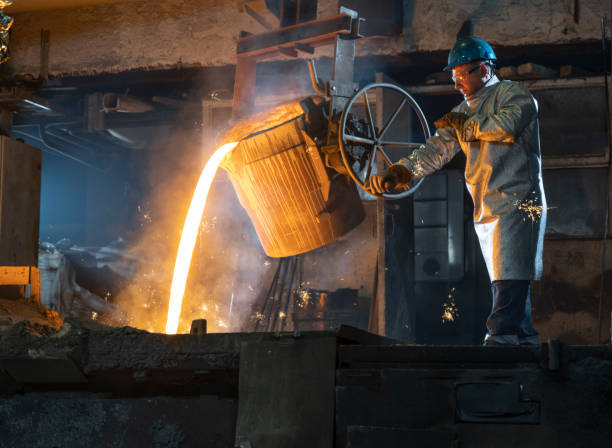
[236,13,354,60]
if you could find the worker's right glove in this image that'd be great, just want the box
[367,164,412,195]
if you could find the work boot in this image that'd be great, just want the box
[518,334,540,346]
[483,333,519,346]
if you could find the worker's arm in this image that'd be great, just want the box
[462,82,537,143]
[396,126,461,180]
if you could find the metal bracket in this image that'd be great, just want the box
[329,80,360,98]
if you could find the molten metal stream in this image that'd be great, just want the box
[165,141,238,334]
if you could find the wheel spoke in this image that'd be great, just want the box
[379,97,407,141]
[381,141,424,148]
[377,146,393,166]
[364,147,376,181]
[340,82,432,199]
[362,92,377,139]
[345,134,376,145]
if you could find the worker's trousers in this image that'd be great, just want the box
[485,280,540,345]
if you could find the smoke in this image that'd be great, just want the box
[111,112,272,334]
[111,59,345,334]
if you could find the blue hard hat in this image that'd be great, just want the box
[443,37,497,71]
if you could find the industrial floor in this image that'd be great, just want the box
[0,299,611,448]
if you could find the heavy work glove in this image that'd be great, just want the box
[434,112,472,140]
[367,164,412,195]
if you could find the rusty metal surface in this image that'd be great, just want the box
[235,336,336,448]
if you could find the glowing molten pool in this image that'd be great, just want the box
[165,141,238,334]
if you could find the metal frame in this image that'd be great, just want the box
[231,7,362,121]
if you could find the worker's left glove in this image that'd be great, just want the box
[367,164,412,195]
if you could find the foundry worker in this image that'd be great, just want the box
[368,37,546,346]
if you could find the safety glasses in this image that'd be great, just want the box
[452,64,483,83]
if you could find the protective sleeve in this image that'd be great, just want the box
[463,82,537,143]
[396,126,461,180]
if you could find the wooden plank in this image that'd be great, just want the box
[29,266,41,304]
[404,76,605,95]
[498,65,518,79]
[0,138,42,267]
[559,64,594,78]
[0,266,30,285]
[517,62,558,79]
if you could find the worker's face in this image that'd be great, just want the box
[452,62,488,97]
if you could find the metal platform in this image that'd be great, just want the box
[0,321,611,447]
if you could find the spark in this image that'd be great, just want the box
[165,141,238,335]
[441,288,459,323]
[514,196,554,223]
[228,292,234,319]
[296,288,311,308]
[138,205,153,223]
[200,216,217,233]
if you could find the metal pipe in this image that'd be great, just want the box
[11,124,101,170]
[269,257,291,332]
[307,59,326,95]
[280,256,298,332]
[255,258,282,332]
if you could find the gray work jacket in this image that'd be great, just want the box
[398,77,546,281]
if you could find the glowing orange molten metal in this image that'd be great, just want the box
[165,141,238,334]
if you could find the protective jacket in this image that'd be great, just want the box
[398,76,546,281]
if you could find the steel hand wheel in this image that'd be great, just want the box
[339,82,431,199]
